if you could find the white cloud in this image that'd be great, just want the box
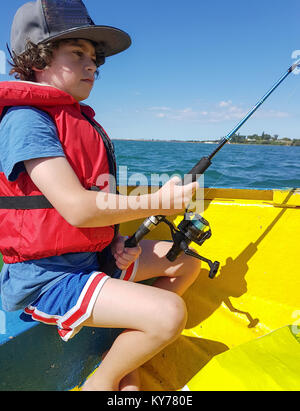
[149,100,290,123]
[149,106,171,111]
[218,100,232,108]
[255,109,289,119]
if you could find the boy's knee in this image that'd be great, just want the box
[152,293,187,343]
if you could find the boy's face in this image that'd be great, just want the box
[35,39,98,101]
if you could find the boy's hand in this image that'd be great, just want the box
[111,234,142,270]
[155,176,199,216]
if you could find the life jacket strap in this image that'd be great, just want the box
[0,195,53,209]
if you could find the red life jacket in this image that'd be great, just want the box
[0,81,115,264]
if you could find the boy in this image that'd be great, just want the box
[0,0,201,391]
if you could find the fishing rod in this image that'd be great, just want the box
[116,61,300,279]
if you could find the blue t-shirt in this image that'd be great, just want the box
[0,106,64,181]
[0,106,99,312]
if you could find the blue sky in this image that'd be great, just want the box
[0,0,300,141]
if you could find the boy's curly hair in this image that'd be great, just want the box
[9,39,103,82]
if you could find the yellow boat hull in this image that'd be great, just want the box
[184,325,300,391]
[1,186,299,391]
[118,187,300,391]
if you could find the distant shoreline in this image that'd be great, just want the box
[112,138,300,147]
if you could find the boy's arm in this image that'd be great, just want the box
[24,156,198,228]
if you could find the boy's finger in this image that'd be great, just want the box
[115,254,132,268]
[115,238,125,254]
[124,246,141,255]
[185,181,199,189]
[170,175,182,185]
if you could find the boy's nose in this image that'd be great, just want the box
[84,58,97,74]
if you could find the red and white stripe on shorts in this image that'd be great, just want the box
[118,259,139,281]
[24,272,109,341]
[23,259,139,342]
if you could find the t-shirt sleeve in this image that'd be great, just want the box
[0,106,65,181]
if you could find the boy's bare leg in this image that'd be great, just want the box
[101,350,140,391]
[118,239,201,390]
[135,240,202,296]
[81,239,201,391]
[81,279,187,391]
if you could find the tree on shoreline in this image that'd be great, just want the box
[228,133,300,146]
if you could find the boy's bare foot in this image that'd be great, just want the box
[80,350,140,391]
[80,368,140,391]
[119,368,140,391]
[81,380,115,391]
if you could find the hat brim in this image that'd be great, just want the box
[41,25,131,57]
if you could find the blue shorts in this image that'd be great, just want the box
[22,256,139,342]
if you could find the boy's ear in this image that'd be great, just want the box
[32,67,44,73]
[32,66,47,82]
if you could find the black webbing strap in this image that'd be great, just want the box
[0,195,53,210]
[81,112,117,180]
[0,107,9,122]
[0,111,117,212]
[81,113,120,238]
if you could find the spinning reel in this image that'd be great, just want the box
[159,212,220,279]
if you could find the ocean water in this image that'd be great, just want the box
[113,140,300,190]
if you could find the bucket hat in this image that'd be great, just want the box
[11,0,131,57]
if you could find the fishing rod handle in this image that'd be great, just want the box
[124,233,141,248]
[124,216,163,247]
[124,157,213,247]
[185,157,212,182]
[104,233,141,276]
[107,228,149,274]
[124,158,212,247]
